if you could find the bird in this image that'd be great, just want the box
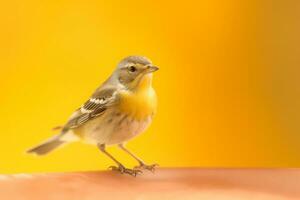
[27,56,159,176]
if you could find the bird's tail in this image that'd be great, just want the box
[27,135,66,156]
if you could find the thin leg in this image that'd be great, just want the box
[98,144,123,166]
[118,143,158,172]
[97,144,142,176]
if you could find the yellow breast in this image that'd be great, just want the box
[118,74,157,120]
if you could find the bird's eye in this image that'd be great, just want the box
[128,66,136,73]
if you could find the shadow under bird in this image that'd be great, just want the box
[27,56,159,176]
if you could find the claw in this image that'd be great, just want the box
[134,163,159,173]
[108,165,143,176]
[108,165,124,173]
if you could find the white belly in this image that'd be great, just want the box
[76,109,152,145]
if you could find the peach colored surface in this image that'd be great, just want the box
[0,168,299,200]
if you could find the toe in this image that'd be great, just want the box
[125,168,143,177]
[135,163,159,172]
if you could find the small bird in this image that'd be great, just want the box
[27,56,159,176]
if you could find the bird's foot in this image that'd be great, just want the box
[134,163,159,173]
[108,165,142,177]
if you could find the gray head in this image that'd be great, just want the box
[114,56,158,88]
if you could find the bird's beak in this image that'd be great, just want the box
[146,65,159,73]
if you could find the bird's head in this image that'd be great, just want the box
[115,56,159,90]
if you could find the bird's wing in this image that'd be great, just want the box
[63,87,118,130]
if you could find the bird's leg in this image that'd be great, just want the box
[118,143,158,172]
[97,144,142,176]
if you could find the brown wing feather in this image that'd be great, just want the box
[63,87,118,130]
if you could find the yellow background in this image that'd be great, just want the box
[1,0,300,173]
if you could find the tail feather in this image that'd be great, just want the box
[27,136,65,155]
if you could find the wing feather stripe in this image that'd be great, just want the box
[63,87,117,130]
